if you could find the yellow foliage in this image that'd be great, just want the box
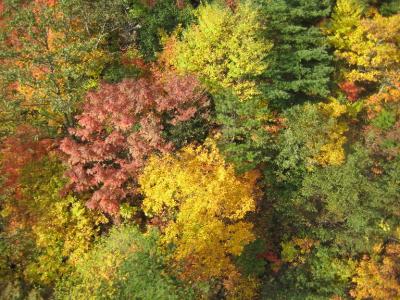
[167,1,271,100]
[328,2,400,83]
[47,28,65,51]
[351,243,400,300]
[25,195,106,284]
[225,274,260,300]
[139,139,258,281]
[314,100,348,166]
[326,0,364,51]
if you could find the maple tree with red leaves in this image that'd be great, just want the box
[339,81,363,102]
[60,70,208,215]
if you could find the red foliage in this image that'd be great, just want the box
[225,0,237,11]
[60,71,208,215]
[339,81,363,102]
[1,125,53,193]
[257,251,282,273]
[121,54,148,72]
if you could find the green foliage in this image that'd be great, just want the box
[380,0,400,15]
[102,62,142,83]
[128,0,194,60]
[214,90,272,172]
[263,246,355,299]
[55,225,194,300]
[0,96,24,143]
[162,110,210,149]
[284,146,400,254]
[235,239,267,277]
[371,109,397,130]
[263,145,400,298]
[272,100,348,187]
[257,0,334,108]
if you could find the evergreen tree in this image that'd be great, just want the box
[258,0,334,108]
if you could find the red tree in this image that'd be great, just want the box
[60,71,208,215]
[339,81,363,102]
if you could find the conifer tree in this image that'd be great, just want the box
[258,0,334,108]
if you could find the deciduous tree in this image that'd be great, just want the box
[351,243,400,300]
[55,225,194,300]
[167,1,271,100]
[60,70,208,215]
[139,139,258,288]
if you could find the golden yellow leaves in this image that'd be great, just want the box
[315,100,348,166]
[351,243,400,300]
[327,1,400,84]
[139,139,258,282]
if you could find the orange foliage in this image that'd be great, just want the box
[339,81,363,102]
[366,73,400,119]
[0,126,53,192]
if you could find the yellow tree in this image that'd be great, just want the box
[164,1,271,100]
[0,154,105,288]
[326,0,364,52]
[327,1,400,84]
[351,243,400,300]
[315,99,348,166]
[139,139,259,284]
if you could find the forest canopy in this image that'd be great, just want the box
[1,0,400,299]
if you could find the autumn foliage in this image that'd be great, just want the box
[0,126,53,191]
[2,0,400,299]
[339,81,362,102]
[60,71,208,215]
[351,243,400,300]
[139,139,259,290]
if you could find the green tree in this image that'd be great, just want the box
[258,0,333,108]
[272,100,348,188]
[128,0,194,60]
[214,90,273,173]
[263,147,400,299]
[0,0,133,132]
[55,225,195,300]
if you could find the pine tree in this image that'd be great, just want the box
[258,0,334,108]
